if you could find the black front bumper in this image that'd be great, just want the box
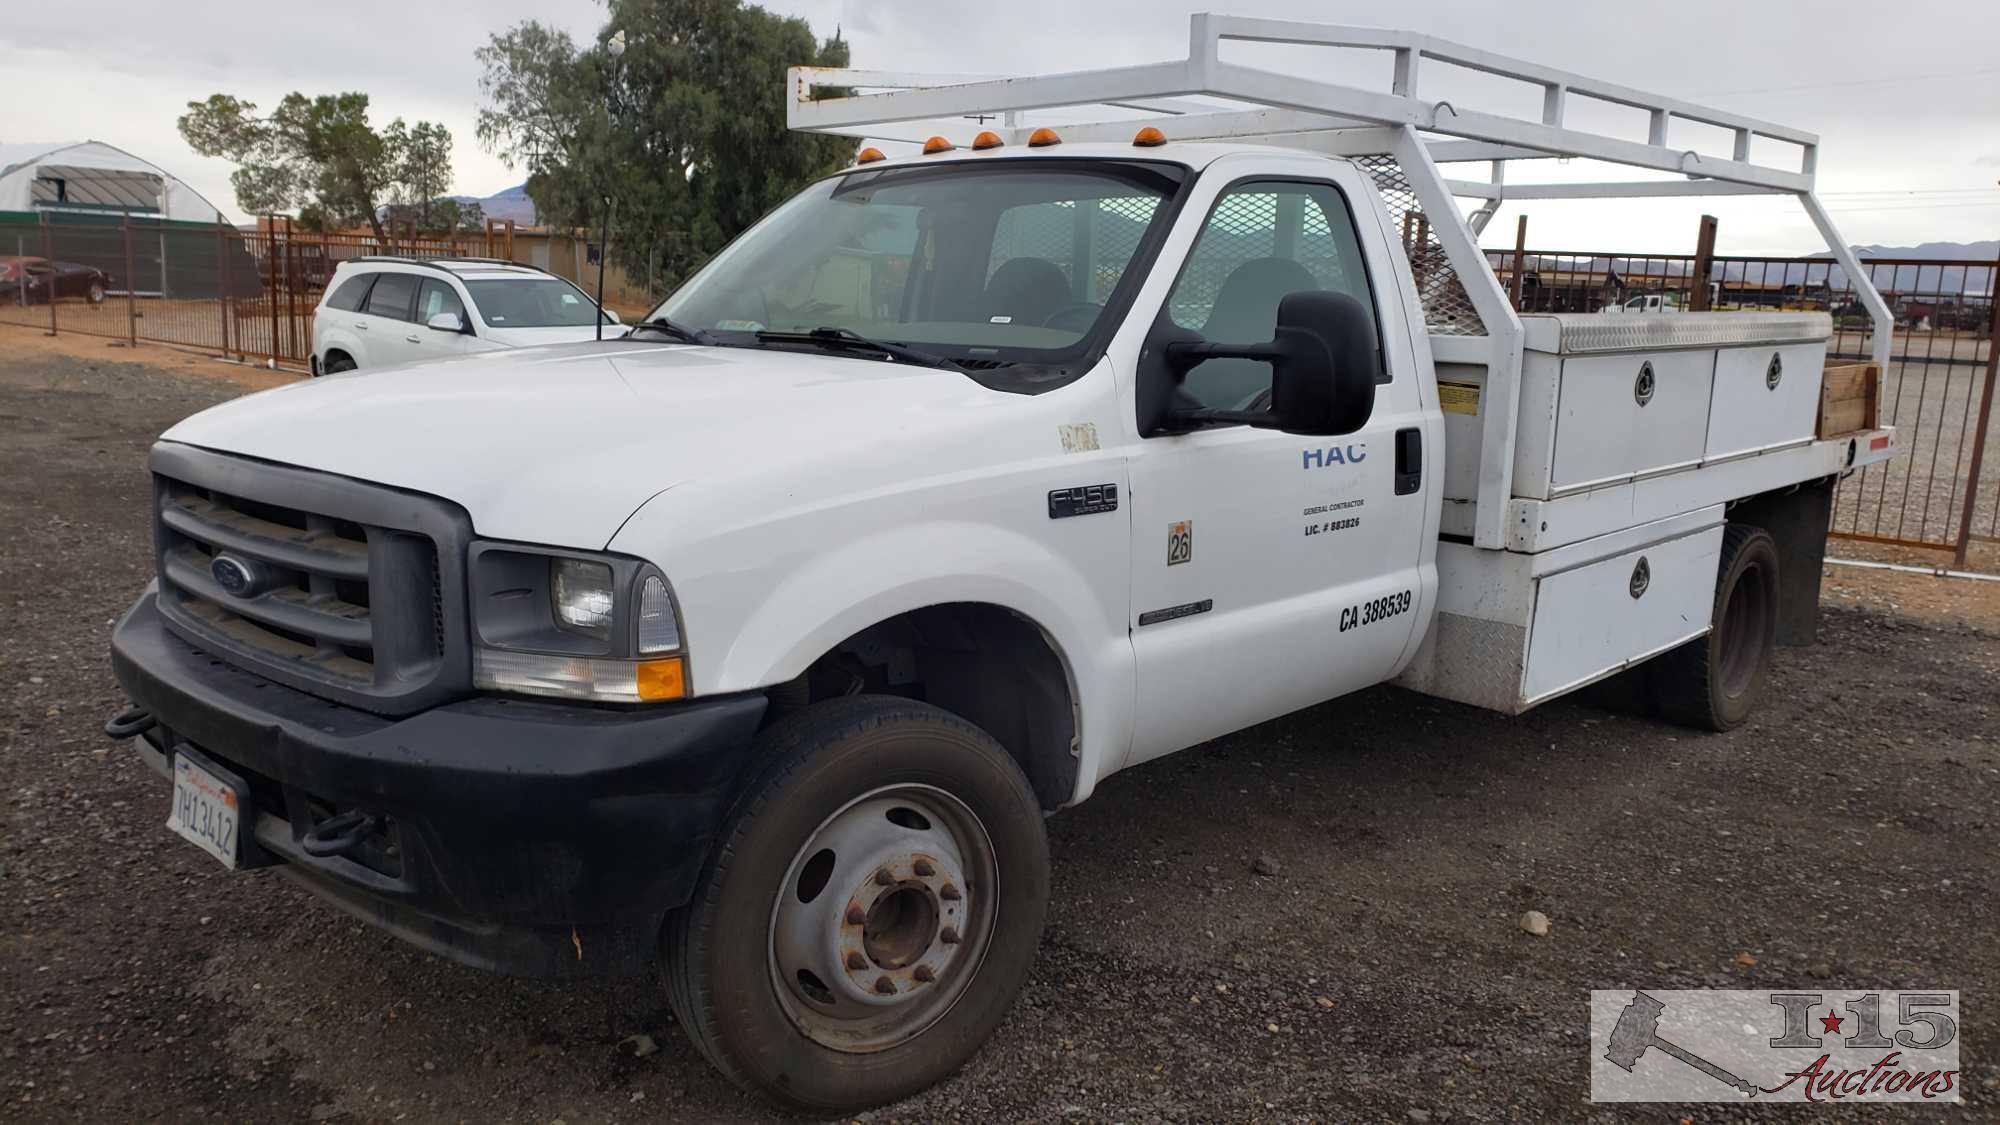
[110,586,767,978]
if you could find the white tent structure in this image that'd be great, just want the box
[0,141,226,223]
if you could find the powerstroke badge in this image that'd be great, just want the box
[1137,599,1211,627]
[1590,990,1959,1103]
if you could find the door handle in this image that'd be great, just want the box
[355,322,368,330]
[1394,427,1422,495]
[405,334,420,343]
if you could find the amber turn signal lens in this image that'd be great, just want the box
[635,657,687,702]
[856,147,887,164]
[1133,126,1167,147]
[972,130,1004,150]
[1027,127,1062,148]
[922,135,955,154]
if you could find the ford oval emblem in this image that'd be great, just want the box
[210,554,255,596]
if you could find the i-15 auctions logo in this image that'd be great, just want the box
[1590,990,1959,1103]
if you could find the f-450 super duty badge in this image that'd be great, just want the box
[1048,483,1118,519]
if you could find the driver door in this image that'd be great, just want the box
[1123,170,1429,767]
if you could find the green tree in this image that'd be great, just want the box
[178,93,465,238]
[476,0,855,289]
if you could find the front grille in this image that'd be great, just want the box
[150,443,472,716]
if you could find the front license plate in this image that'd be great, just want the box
[168,753,241,869]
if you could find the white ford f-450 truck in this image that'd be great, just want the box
[106,17,1899,1111]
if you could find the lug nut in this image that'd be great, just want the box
[940,926,960,945]
[913,858,935,877]
[846,951,868,971]
[913,964,936,983]
[845,903,866,925]
[939,883,962,901]
[874,975,897,995]
[874,867,896,886]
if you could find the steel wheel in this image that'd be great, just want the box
[87,282,105,304]
[769,784,997,1052]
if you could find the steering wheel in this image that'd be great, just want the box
[1040,302,1103,333]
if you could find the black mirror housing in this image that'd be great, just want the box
[1268,290,1378,435]
[1139,289,1379,437]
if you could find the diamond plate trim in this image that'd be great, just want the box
[1525,312,1832,355]
[1393,612,1529,714]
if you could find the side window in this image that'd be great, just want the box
[416,278,468,325]
[1164,181,1382,411]
[363,273,417,321]
[325,272,375,312]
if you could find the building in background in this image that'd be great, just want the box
[0,141,240,297]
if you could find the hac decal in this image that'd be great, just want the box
[1303,443,1367,470]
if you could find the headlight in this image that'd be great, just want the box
[469,544,687,703]
[552,558,615,636]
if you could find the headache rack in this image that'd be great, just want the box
[787,13,1894,549]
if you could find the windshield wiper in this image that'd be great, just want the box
[628,316,713,345]
[753,327,963,373]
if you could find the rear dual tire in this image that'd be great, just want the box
[1652,524,1780,731]
[664,696,1048,1113]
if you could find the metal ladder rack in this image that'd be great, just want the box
[787,14,1893,549]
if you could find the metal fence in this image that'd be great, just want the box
[1,214,507,368]
[1485,248,1999,565]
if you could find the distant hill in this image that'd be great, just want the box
[1851,240,1998,262]
[445,182,538,226]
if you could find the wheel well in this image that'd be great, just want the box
[781,604,1080,811]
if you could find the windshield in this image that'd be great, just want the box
[464,278,607,328]
[652,160,1185,386]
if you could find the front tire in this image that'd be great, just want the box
[665,696,1049,1113]
[87,282,105,304]
[1652,524,1780,731]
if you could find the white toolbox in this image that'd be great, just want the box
[1439,312,1833,513]
[1397,507,1726,712]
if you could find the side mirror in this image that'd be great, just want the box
[601,308,623,325]
[427,312,466,334]
[1153,290,1379,436]
[1265,291,1377,434]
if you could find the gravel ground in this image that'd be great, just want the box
[2,342,1998,1122]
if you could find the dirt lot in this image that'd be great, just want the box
[2,332,1998,1121]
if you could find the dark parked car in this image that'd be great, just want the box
[0,257,112,305]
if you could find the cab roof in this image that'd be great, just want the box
[834,140,1346,177]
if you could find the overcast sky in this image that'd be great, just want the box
[5,0,1997,254]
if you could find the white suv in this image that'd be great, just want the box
[310,258,622,375]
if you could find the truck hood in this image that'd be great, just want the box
[161,341,1004,547]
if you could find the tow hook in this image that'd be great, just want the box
[301,810,382,859]
[103,706,156,740]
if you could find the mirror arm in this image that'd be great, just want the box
[1163,406,1280,431]
[1163,339,1280,376]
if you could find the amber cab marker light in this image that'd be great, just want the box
[1133,126,1168,147]
[972,130,1004,150]
[1027,127,1062,148]
[855,146,887,164]
[922,135,956,154]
